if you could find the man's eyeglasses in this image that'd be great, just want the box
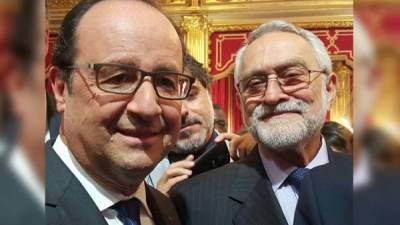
[237,66,324,98]
[68,63,195,100]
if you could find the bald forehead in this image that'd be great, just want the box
[76,0,181,51]
[245,32,313,58]
[240,31,318,75]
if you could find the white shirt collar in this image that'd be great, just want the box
[53,136,152,216]
[259,137,330,192]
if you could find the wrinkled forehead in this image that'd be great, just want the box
[240,32,318,76]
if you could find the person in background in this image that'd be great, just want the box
[321,121,353,154]
[146,54,230,196]
[0,0,45,224]
[213,104,227,133]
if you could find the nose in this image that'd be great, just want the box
[261,79,290,105]
[126,80,162,120]
[181,100,189,118]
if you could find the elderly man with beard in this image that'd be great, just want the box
[170,20,351,225]
[145,54,230,196]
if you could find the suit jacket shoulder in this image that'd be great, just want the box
[354,168,400,225]
[45,140,107,225]
[171,148,288,225]
[46,140,181,225]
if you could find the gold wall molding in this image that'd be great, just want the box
[208,20,353,33]
[181,15,209,66]
[330,59,353,126]
[48,0,353,34]
[47,0,80,9]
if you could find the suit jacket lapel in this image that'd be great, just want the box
[230,148,288,225]
[46,141,107,225]
[146,185,181,225]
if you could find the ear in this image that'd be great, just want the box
[325,73,337,108]
[48,66,67,113]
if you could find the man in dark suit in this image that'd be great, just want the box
[146,54,230,196]
[46,0,195,224]
[171,20,351,225]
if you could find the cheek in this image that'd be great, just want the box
[66,94,127,132]
[160,102,181,137]
[242,103,257,126]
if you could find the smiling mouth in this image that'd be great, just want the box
[118,128,162,139]
[181,122,200,129]
[259,111,301,120]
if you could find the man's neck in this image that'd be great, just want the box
[59,134,143,197]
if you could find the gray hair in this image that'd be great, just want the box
[234,20,332,87]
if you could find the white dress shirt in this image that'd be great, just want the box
[53,136,154,225]
[145,157,171,187]
[259,137,329,225]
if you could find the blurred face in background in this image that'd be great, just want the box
[176,79,214,154]
[214,108,227,133]
[4,0,46,180]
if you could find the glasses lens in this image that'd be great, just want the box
[242,76,267,97]
[97,64,141,94]
[279,67,310,92]
[154,73,191,99]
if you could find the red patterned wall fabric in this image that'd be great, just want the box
[209,28,353,132]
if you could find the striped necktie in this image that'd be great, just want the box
[112,198,141,225]
[286,168,311,192]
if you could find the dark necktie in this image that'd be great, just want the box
[286,168,310,192]
[112,198,141,225]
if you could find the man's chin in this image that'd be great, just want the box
[175,138,202,154]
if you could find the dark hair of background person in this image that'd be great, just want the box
[184,54,212,89]
[321,121,353,154]
[213,103,222,111]
[52,0,186,93]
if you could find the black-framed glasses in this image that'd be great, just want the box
[237,66,324,98]
[68,63,195,100]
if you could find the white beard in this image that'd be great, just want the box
[175,127,209,154]
[248,87,329,152]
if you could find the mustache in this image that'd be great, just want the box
[181,116,202,128]
[252,99,309,120]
